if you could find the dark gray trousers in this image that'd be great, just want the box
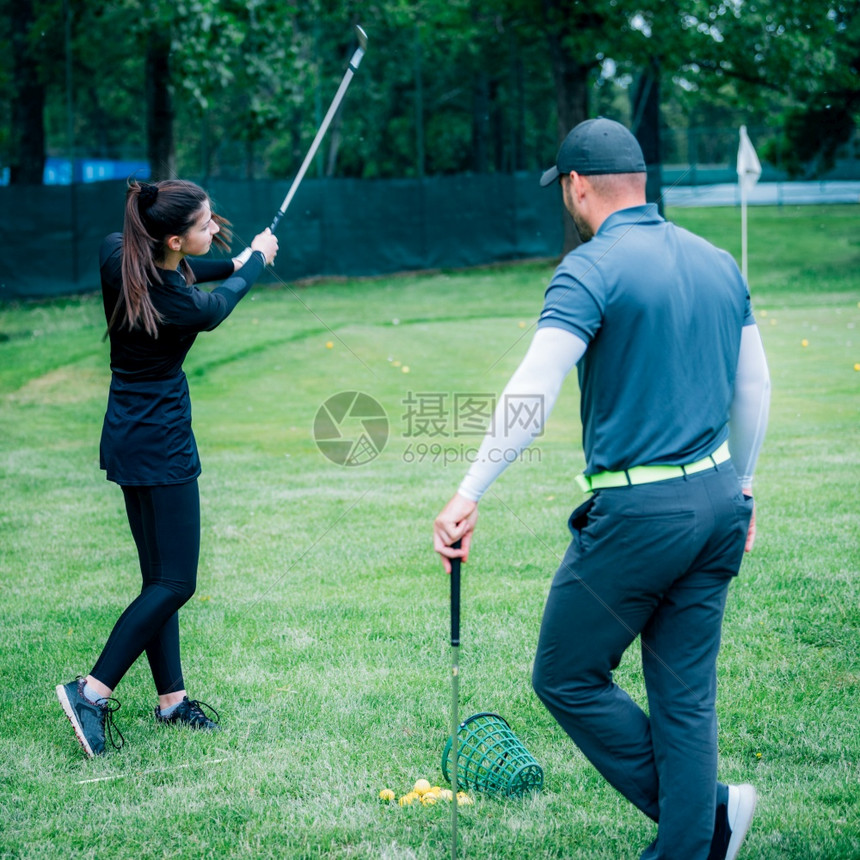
[532,464,752,860]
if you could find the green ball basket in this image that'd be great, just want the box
[442,712,544,797]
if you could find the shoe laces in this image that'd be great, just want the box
[186,698,220,725]
[100,697,126,751]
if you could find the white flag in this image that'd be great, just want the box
[737,125,762,192]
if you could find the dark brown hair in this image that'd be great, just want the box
[109,179,232,337]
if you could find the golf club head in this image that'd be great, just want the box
[355,24,368,50]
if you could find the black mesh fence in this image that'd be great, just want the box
[0,174,564,300]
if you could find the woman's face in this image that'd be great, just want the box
[180,200,220,257]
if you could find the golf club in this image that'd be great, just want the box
[269,24,368,234]
[450,539,462,860]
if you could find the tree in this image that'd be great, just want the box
[145,31,175,180]
[620,1,697,212]
[679,1,860,177]
[761,3,860,176]
[5,0,47,184]
[7,0,856,191]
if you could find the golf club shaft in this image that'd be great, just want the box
[450,540,462,860]
[269,28,367,234]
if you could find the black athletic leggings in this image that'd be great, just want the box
[90,480,200,694]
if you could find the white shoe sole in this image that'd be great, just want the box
[726,783,757,860]
[56,683,95,758]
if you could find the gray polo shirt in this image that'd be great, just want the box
[538,204,754,475]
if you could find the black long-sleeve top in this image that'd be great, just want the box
[98,233,266,486]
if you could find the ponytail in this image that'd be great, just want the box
[109,179,232,338]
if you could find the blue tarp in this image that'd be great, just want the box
[0,158,151,187]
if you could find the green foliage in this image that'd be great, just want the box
[763,104,856,178]
[685,1,860,176]
[1,0,858,180]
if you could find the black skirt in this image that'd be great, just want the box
[100,371,201,486]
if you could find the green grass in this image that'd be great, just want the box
[1,204,858,858]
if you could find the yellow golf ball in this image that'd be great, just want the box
[413,779,431,796]
[379,789,395,802]
[421,793,437,805]
[801,339,809,347]
[399,792,418,806]
[456,792,474,806]
[325,341,333,349]
[438,789,454,801]
[401,365,410,374]
[854,363,860,372]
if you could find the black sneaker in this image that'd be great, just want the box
[56,677,125,758]
[709,784,757,860]
[154,697,220,731]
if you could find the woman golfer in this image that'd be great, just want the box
[57,179,278,757]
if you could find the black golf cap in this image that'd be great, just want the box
[540,118,646,186]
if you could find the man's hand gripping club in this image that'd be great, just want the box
[434,493,479,573]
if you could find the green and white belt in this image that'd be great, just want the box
[576,441,731,493]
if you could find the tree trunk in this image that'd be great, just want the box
[145,34,175,180]
[414,24,425,178]
[9,0,46,184]
[542,7,591,254]
[490,77,505,172]
[325,109,343,177]
[471,69,490,173]
[632,60,663,214]
[511,40,526,172]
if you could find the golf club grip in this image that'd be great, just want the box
[450,540,461,647]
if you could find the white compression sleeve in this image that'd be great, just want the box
[457,327,586,502]
[729,324,771,488]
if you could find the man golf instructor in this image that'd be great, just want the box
[434,118,770,860]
